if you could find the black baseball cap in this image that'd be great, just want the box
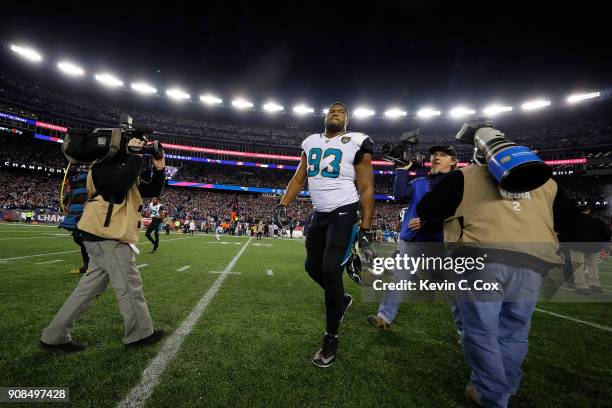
[428,145,457,157]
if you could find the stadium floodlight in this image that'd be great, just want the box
[293,105,314,115]
[94,73,124,88]
[57,61,84,76]
[353,107,375,118]
[322,108,329,116]
[567,91,600,104]
[10,44,42,62]
[482,104,513,116]
[200,94,223,105]
[417,107,441,118]
[166,88,190,101]
[131,82,157,94]
[450,106,476,118]
[384,108,407,119]
[263,102,284,112]
[521,99,551,111]
[232,98,254,109]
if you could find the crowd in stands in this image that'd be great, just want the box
[2,75,611,152]
[0,171,61,211]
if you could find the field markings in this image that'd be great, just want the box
[266,269,274,276]
[34,259,64,265]
[0,236,70,241]
[210,271,241,275]
[138,264,149,269]
[535,308,612,333]
[117,237,253,408]
[0,236,203,263]
[176,265,191,272]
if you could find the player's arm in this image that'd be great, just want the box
[279,152,308,207]
[355,153,375,230]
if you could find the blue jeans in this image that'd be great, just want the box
[377,241,464,332]
[457,262,542,408]
[377,240,412,324]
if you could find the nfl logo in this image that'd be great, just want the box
[341,136,351,144]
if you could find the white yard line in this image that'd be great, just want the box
[0,236,202,262]
[0,236,71,241]
[117,238,253,408]
[34,259,64,265]
[176,265,191,272]
[138,264,149,269]
[535,308,612,333]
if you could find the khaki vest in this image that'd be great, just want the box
[444,164,563,265]
[77,171,143,244]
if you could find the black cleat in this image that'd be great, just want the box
[79,265,88,274]
[39,340,88,353]
[590,285,604,294]
[125,329,165,348]
[149,247,158,254]
[339,294,353,323]
[312,333,338,368]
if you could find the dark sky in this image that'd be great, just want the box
[1,1,610,110]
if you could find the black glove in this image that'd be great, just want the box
[357,228,376,266]
[274,205,288,228]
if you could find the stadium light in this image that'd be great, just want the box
[232,98,254,109]
[166,88,190,101]
[482,104,513,116]
[353,107,375,118]
[57,61,84,76]
[293,104,314,115]
[450,106,476,118]
[131,82,157,94]
[417,107,441,118]
[94,73,123,88]
[10,44,42,62]
[200,94,223,105]
[384,108,407,119]
[567,91,600,104]
[321,108,329,116]
[263,102,284,113]
[521,99,551,111]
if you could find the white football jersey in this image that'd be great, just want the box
[301,132,372,212]
[149,203,162,217]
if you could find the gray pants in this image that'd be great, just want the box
[41,240,154,345]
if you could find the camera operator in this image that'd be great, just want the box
[416,123,579,408]
[40,138,166,353]
[368,145,458,331]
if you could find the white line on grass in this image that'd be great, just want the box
[209,271,241,275]
[266,269,273,276]
[117,237,253,408]
[34,259,64,265]
[138,264,149,269]
[0,236,72,241]
[176,265,191,272]
[535,308,612,333]
[0,236,203,262]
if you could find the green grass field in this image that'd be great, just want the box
[0,223,611,407]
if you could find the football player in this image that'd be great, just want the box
[145,197,164,253]
[276,102,375,367]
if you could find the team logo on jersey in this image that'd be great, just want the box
[341,136,351,144]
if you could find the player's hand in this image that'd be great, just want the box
[274,205,288,228]
[408,217,421,231]
[357,228,376,266]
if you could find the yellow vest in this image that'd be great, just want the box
[77,171,143,244]
[444,164,563,265]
